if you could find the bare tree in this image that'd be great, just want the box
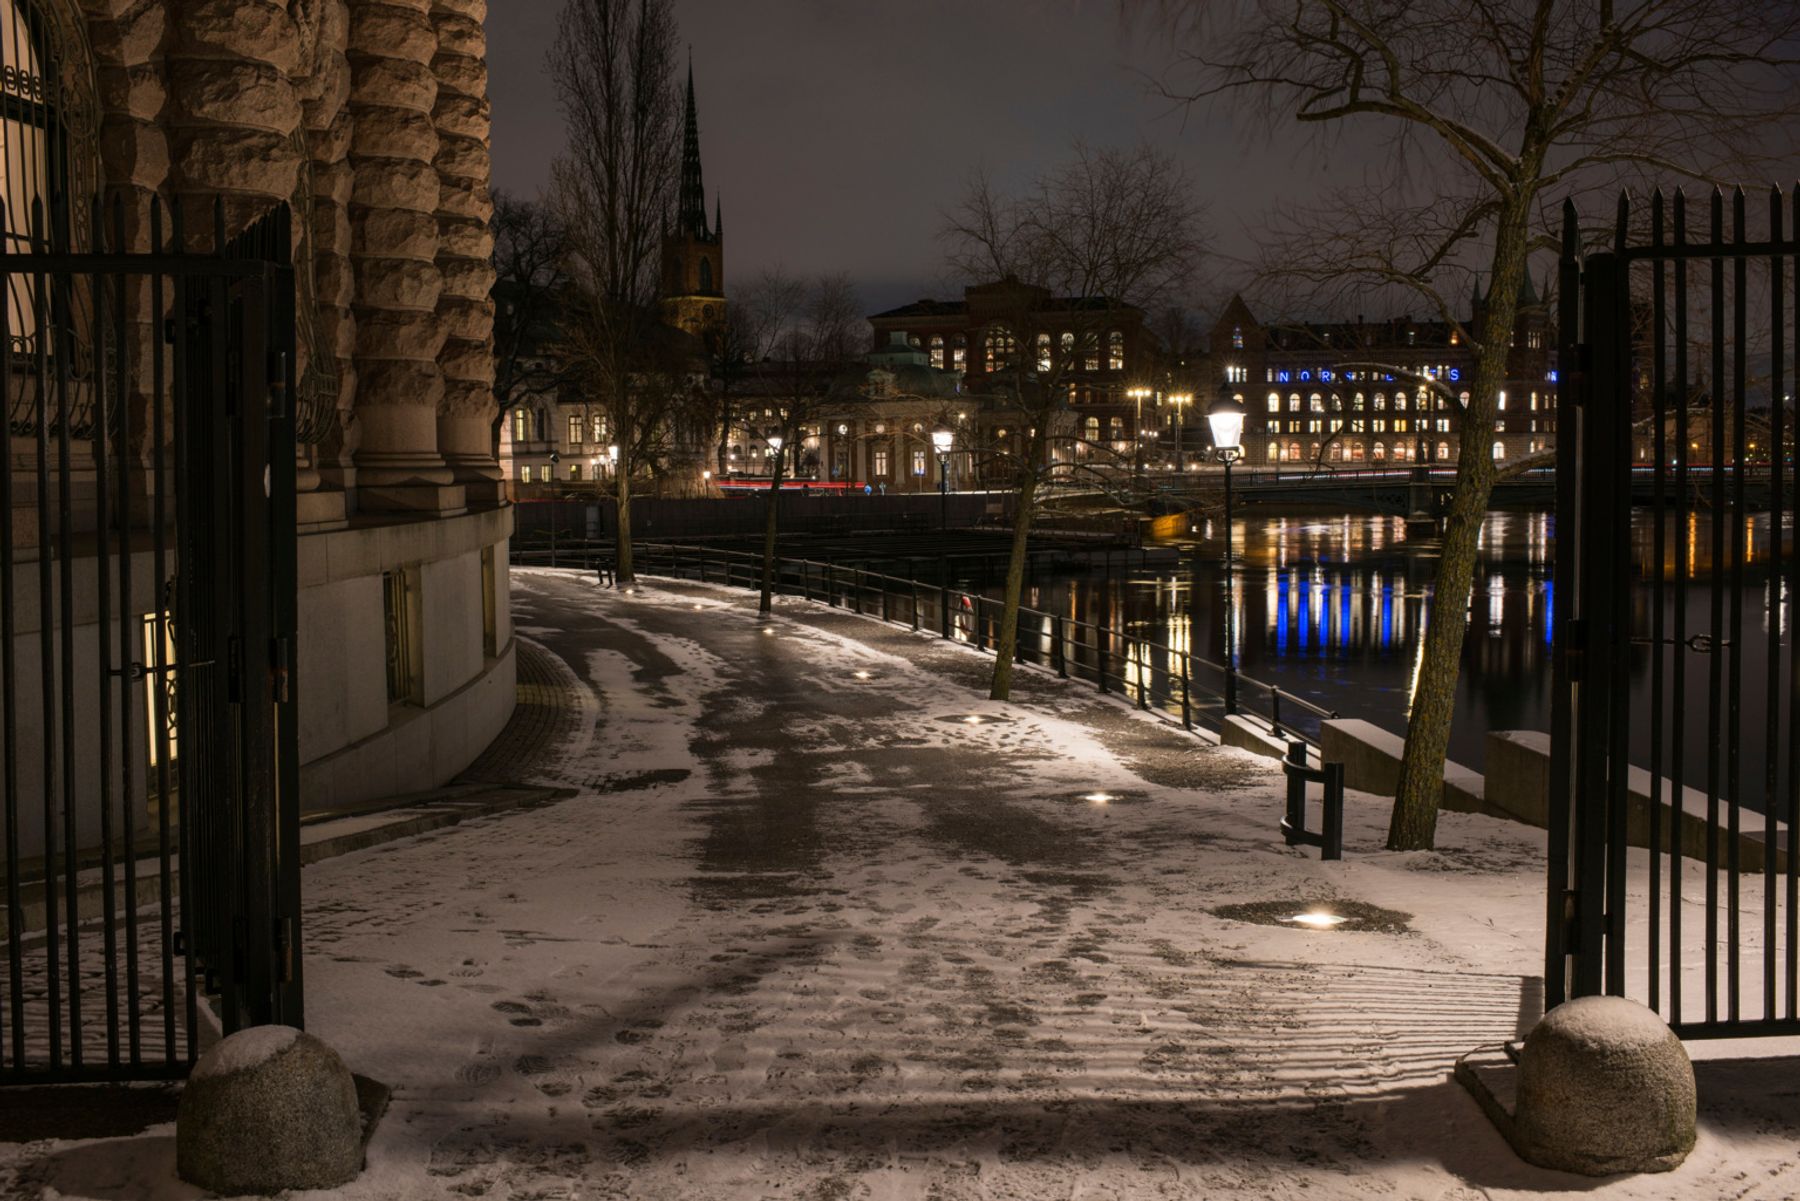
[547,0,682,585]
[739,271,861,614]
[1154,0,1800,850]
[942,143,1205,700]
[489,191,569,454]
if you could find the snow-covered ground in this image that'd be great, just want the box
[6,568,1796,1200]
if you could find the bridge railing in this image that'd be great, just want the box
[514,540,1339,751]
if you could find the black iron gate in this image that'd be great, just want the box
[0,195,300,1082]
[1549,186,1800,1038]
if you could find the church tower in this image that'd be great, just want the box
[661,62,723,340]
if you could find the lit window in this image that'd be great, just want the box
[1037,332,1052,372]
[568,414,582,445]
[930,334,945,368]
[1267,393,1280,413]
[1232,325,1244,349]
[952,335,966,369]
[912,448,926,475]
[514,408,529,442]
[1373,442,1386,460]
[569,463,582,480]
[873,449,889,477]
[1107,329,1125,370]
[520,463,532,483]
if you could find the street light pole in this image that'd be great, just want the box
[1207,388,1246,717]
[932,427,955,531]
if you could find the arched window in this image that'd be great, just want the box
[1036,331,1052,372]
[698,257,713,292]
[985,325,1014,371]
[1492,441,1506,461]
[1373,441,1386,460]
[1232,325,1244,349]
[1267,443,1279,463]
[1287,440,1301,461]
[1084,416,1100,442]
[1288,393,1300,412]
[951,334,966,369]
[1438,441,1451,460]
[929,334,944,368]
[1107,329,1125,370]
[1373,393,1386,411]
[1350,441,1365,462]
[1328,443,1341,462]
[3,0,60,359]
[1309,393,1323,413]
[1267,392,1280,412]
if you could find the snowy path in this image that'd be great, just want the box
[7,568,1798,1200]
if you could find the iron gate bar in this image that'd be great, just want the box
[0,194,299,1083]
[1553,184,1800,1040]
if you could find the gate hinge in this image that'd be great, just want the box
[271,636,291,703]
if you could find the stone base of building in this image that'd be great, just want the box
[297,504,515,813]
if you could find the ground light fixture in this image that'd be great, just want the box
[1082,791,1115,805]
[1280,911,1349,929]
[852,670,874,680]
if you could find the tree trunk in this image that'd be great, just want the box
[988,475,1037,700]
[615,459,635,584]
[758,454,786,614]
[1387,203,1530,850]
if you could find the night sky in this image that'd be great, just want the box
[484,2,1395,318]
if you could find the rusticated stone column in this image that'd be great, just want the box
[429,0,498,503]
[165,0,302,235]
[300,0,357,505]
[346,0,461,511]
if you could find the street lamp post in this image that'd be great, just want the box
[1207,388,1246,715]
[932,427,955,530]
[1127,386,1152,484]
[1168,392,1192,471]
[548,450,562,566]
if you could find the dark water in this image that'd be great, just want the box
[982,509,1790,797]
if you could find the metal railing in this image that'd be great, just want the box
[515,539,1338,748]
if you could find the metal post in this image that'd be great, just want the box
[1054,614,1067,677]
[1180,652,1191,730]
[940,583,951,638]
[911,580,920,631]
[828,558,838,606]
[1283,742,1307,847]
[1322,762,1345,861]
[1223,457,1238,715]
[939,455,948,530]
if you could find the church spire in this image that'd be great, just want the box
[679,58,709,239]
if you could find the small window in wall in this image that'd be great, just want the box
[520,464,532,483]
[514,408,529,443]
[383,568,421,706]
[568,414,583,445]
[1107,329,1124,370]
[873,449,890,477]
[569,463,582,480]
[481,546,498,659]
[912,448,926,476]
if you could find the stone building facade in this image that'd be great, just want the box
[11,0,514,815]
[1209,288,1556,469]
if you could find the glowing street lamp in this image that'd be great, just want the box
[1126,386,1153,480]
[931,427,954,528]
[1208,387,1247,716]
[1168,391,1193,468]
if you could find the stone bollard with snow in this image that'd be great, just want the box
[1514,996,1696,1176]
[177,1025,364,1194]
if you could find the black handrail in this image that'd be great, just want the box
[512,540,1340,748]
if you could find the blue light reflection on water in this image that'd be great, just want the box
[991,509,1783,791]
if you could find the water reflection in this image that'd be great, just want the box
[977,509,1786,798]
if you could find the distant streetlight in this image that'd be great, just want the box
[1208,387,1246,715]
[1126,386,1153,482]
[1168,391,1193,469]
[932,427,955,529]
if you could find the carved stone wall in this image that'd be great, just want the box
[68,0,499,516]
[429,0,497,499]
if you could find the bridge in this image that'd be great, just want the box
[1115,466,1773,518]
